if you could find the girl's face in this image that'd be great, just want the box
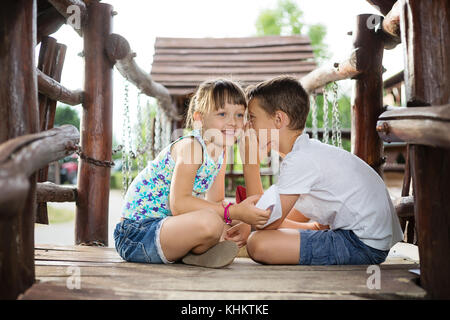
[195,102,246,148]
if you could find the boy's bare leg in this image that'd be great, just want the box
[246,229,300,264]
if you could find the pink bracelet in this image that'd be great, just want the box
[223,202,233,225]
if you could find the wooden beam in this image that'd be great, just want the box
[366,0,397,16]
[37,6,65,44]
[0,0,38,300]
[383,70,404,89]
[351,14,385,176]
[300,49,361,93]
[382,1,401,49]
[400,0,450,299]
[37,68,83,105]
[47,0,86,36]
[394,196,414,218]
[36,182,77,203]
[76,2,113,247]
[106,33,180,120]
[377,105,450,148]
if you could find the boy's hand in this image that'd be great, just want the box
[238,122,260,165]
[230,194,270,225]
[224,222,251,248]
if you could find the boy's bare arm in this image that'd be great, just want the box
[259,193,299,230]
[279,218,330,230]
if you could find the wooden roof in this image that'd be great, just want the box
[150,36,317,96]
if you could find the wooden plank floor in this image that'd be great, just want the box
[19,243,426,300]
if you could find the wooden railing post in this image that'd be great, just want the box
[0,0,38,300]
[400,0,450,299]
[76,2,114,246]
[351,14,385,176]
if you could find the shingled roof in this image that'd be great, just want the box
[150,35,317,96]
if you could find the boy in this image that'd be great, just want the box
[241,75,403,265]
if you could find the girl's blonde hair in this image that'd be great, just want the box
[185,78,247,129]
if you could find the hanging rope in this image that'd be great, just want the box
[154,106,161,155]
[330,82,342,148]
[122,81,134,196]
[322,88,329,144]
[136,92,145,172]
[310,92,318,140]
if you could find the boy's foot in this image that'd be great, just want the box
[181,240,239,268]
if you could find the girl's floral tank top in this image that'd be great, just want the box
[121,129,224,221]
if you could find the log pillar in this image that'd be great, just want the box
[36,37,67,224]
[0,0,38,299]
[400,0,450,299]
[76,2,113,246]
[351,14,385,176]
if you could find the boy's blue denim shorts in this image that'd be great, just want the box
[114,216,174,264]
[299,229,390,265]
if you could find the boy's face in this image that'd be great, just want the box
[247,98,279,152]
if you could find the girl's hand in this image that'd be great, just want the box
[230,194,270,225]
[224,222,251,248]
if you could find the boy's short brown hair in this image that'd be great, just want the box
[246,75,310,131]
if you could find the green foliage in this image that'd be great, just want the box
[54,104,80,130]
[255,0,329,64]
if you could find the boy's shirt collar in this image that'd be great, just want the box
[291,132,310,152]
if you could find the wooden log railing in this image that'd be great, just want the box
[36,182,78,203]
[105,33,181,121]
[37,69,83,106]
[0,125,80,210]
[376,105,450,148]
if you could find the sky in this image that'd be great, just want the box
[45,0,404,143]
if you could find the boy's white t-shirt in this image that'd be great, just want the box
[277,133,403,251]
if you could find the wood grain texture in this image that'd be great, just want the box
[0,0,38,300]
[18,245,426,300]
[400,0,450,299]
[351,14,385,176]
[76,1,113,246]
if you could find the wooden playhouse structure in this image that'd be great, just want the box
[0,0,449,299]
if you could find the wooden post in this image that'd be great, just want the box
[351,14,385,176]
[76,2,113,246]
[0,0,38,299]
[36,37,67,224]
[400,0,450,299]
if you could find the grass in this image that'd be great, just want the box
[46,205,75,224]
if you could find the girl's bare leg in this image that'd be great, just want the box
[159,208,225,262]
[246,229,300,264]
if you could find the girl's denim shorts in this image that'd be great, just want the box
[114,216,174,264]
[299,229,390,265]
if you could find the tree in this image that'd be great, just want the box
[54,104,80,130]
[255,0,330,63]
[255,1,351,151]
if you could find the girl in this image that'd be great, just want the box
[114,79,270,268]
